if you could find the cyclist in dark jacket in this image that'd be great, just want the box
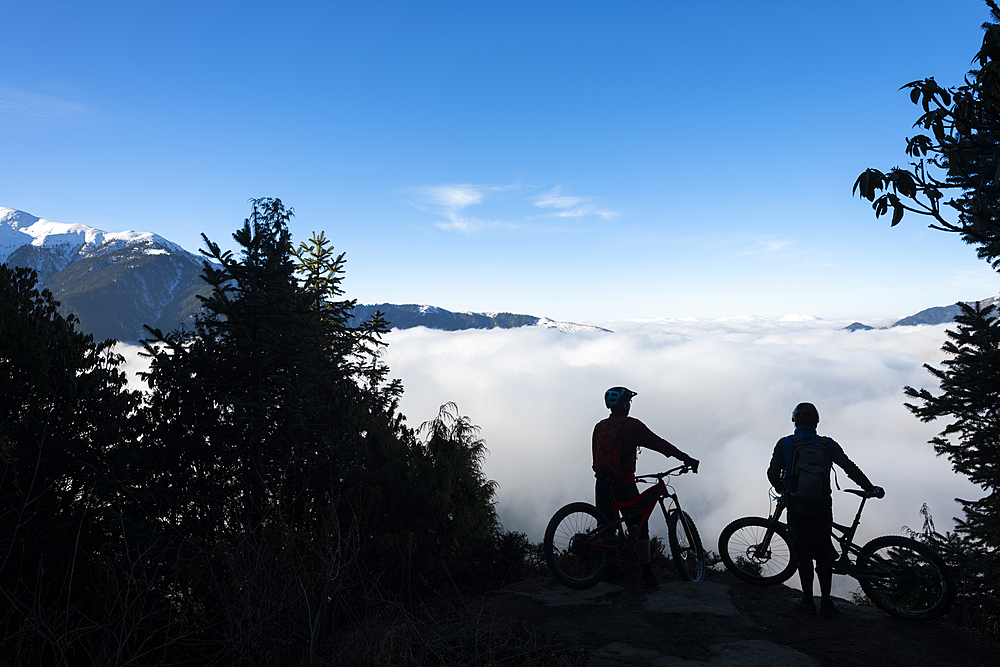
[766,402,883,616]
[594,386,699,588]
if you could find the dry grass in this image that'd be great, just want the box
[0,511,574,666]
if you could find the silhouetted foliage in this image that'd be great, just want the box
[0,199,516,664]
[904,302,1000,635]
[855,1,1000,638]
[0,263,144,661]
[137,198,389,538]
[855,0,1000,267]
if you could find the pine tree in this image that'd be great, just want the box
[855,1,1000,633]
[138,198,377,536]
[0,264,141,636]
[904,301,1000,632]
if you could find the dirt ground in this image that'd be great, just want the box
[488,567,996,667]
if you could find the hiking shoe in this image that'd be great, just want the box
[641,571,659,589]
[793,596,816,614]
[819,599,840,617]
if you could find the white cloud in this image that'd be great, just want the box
[533,187,586,210]
[532,186,619,220]
[409,183,618,231]
[730,238,795,257]
[381,319,976,595]
[425,184,484,209]
[117,317,974,597]
[411,184,494,232]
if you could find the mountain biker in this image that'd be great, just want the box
[767,402,884,617]
[594,386,700,589]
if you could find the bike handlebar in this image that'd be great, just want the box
[773,487,885,502]
[635,464,694,481]
[845,487,885,499]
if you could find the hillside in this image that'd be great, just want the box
[0,207,210,342]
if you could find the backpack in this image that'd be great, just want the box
[593,417,628,477]
[782,434,834,502]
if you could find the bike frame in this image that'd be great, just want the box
[757,489,887,582]
[587,465,689,551]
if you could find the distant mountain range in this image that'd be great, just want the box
[1,207,608,342]
[844,295,999,331]
[349,304,610,333]
[3,207,995,342]
[1,207,208,342]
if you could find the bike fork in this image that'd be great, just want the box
[753,522,781,558]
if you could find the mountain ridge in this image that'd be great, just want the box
[1,207,210,341]
[0,207,608,341]
[349,303,611,333]
[2,206,994,342]
[844,295,999,331]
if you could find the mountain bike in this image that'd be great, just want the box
[718,488,956,620]
[543,465,705,589]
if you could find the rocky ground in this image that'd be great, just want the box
[489,569,994,667]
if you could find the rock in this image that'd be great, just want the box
[643,581,739,617]
[588,639,819,667]
[504,577,624,606]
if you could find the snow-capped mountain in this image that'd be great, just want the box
[10,205,983,343]
[0,208,190,280]
[2,207,610,342]
[349,304,611,333]
[844,295,999,331]
[1,207,209,342]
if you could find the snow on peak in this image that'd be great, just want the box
[0,207,40,229]
[0,206,196,269]
[535,317,612,333]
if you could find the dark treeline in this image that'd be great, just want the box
[0,198,550,666]
[856,0,1000,638]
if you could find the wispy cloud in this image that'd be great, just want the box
[533,187,586,210]
[533,186,618,220]
[410,183,618,232]
[410,184,509,232]
[729,237,796,258]
[0,86,97,123]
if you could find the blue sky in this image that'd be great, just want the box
[3,1,1000,322]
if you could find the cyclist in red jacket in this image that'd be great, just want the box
[593,386,699,588]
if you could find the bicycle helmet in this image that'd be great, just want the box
[792,402,819,426]
[605,386,637,411]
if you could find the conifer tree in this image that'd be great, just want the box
[904,301,1000,630]
[138,198,380,536]
[136,199,503,616]
[0,264,141,628]
[855,1,1000,632]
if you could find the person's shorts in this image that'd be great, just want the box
[787,509,834,566]
[595,476,650,540]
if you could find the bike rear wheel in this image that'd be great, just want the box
[719,516,797,585]
[857,535,955,620]
[667,510,706,581]
[543,502,615,589]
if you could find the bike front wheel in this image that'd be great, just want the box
[543,502,615,590]
[667,510,706,581]
[857,535,955,620]
[719,516,797,585]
